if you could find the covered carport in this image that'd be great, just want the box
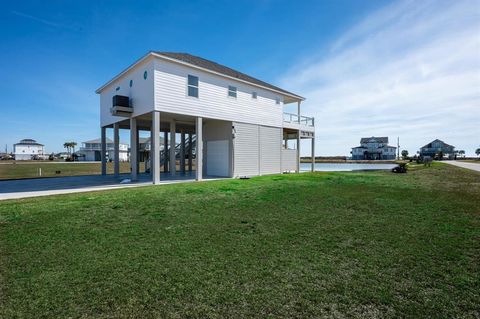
[100,111,233,184]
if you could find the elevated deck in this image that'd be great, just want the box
[283,112,315,133]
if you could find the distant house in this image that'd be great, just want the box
[419,139,455,159]
[138,137,165,162]
[351,137,397,160]
[77,138,129,162]
[14,139,45,160]
[56,152,70,160]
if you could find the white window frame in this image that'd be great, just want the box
[228,85,237,98]
[187,75,199,98]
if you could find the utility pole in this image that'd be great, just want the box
[397,137,400,160]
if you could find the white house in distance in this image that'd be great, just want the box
[95,52,315,183]
[351,137,397,160]
[77,138,129,162]
[14,139,45,160]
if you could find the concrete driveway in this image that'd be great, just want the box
[0,171,221,201]
[444,161,480,172]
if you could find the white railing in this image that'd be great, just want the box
[283,112,314,127]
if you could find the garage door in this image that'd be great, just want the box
[206,140,230,177]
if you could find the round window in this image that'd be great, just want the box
[129,80,133,87]
[143,71,147,80]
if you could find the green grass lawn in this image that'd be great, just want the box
[0,161,189,180]
[0,163,479,318]
[0,161,133,180]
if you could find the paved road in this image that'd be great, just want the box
[444,161,480,172]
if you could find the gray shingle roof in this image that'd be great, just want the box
[83,138,113,144]
[14,139,44,146]
[421,139,454,149]
[154,52,303,99]
[360,137,389,144]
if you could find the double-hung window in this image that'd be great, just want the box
[228,85,237,98]
[188,75,199,98]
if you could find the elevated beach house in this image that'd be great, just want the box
[14,139,45,160]
[77,138,129,162]
[96,52,315,183]
[419,139,455,159]
[351,137,396,160]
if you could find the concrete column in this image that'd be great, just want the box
[150,126,154,174]
[136,127,140,174]
[180,130,185,173]
[170,120,176,176]
[188,133,193,171]
[113,123,120,177]
[152,111,161,184]
[130,117,138,180]
[164,131,169,172]
[196,117,203,181]
[297,130,301,173]
[101,126,107,175]
[311,137,315,172]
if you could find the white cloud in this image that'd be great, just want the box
[280,0,480,156]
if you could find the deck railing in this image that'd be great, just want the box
[283,112,314,127]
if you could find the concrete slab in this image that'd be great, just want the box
[444,161,480,172]
[0,171,223,201]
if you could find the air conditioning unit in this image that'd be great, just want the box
[111,95,133,117]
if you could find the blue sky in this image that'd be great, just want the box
[1,0,479,155]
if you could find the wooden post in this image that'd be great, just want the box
[297,130,301,173]
[180,130,185,173]
[164,131,169,172]
[113,123,120,177]
[170,120,176,176]
[152,111,161,184]
[297,101,301,123]
[130,117,138,180]
[188,133,193,172]
[101,126,107,175]
[196,117,203,181]
[311,137,315,172]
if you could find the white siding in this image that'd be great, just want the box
[259,126,282,175]
[100,58,155,127]
[233,122,259,177]
[154,59,284,127]
[14,145,44,160]
[282,149,297,171]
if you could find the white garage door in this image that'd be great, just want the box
[206,140,230,177]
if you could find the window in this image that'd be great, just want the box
[129,80,133,87]
[187,75,199,97]
[143,71,148,79]
[228,85,237,98]
[252,91,257,99]
[275,97,281,104]
[115,86,120,91]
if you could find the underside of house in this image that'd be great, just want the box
[96,52,315,183]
